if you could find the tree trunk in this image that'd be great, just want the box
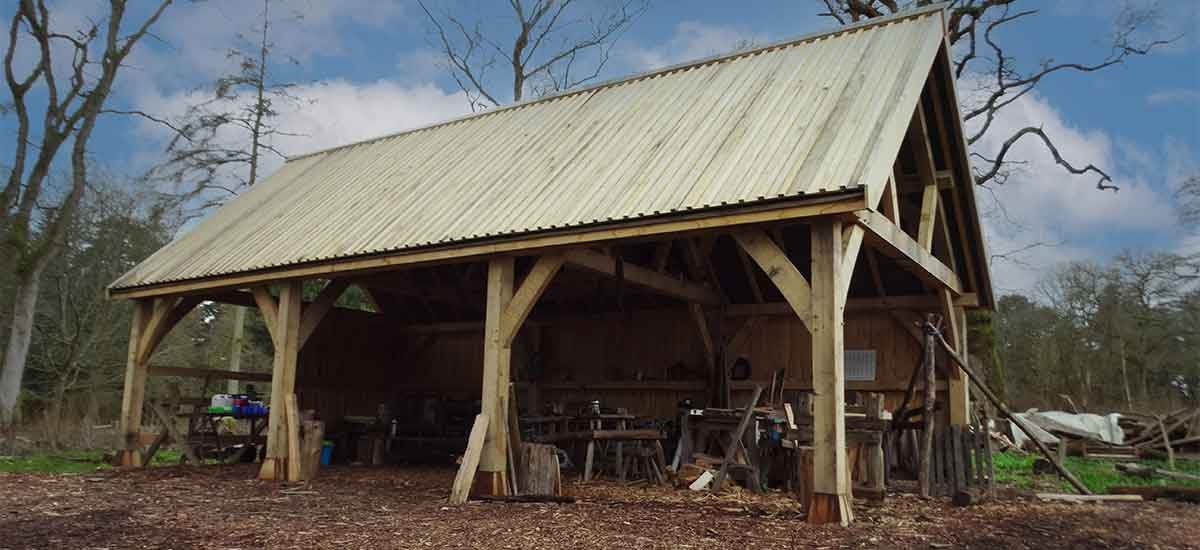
[1139,359,1151,407]
[46,374,70,450]
[1119,338,1133,411]
[0,273,40,426]
[1073,348,1089,409]
[84,366,102,448]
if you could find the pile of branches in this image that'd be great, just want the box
[1121,409,1200,455]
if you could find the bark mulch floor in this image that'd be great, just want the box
[2,464,1197,549]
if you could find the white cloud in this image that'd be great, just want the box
[120,0,408,99]
[116,0,467,201]
[1147,89,1200,106]
[962,78,1180,293]
[620,21,766,71]
[136,78,471,181]
[262,79,471,158]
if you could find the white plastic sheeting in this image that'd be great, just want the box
[1010,410,1125,449]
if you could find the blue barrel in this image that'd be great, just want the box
[320,441,334,465]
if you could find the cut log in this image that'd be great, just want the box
[517,443,562,496]
[477,494,576,504]
[1035,493,1143,503]
[952,487,988,507]
[1032,458,1056,475]
[1109,485,1200,503]
[299,419,324,481]
[1115,462,1200,482]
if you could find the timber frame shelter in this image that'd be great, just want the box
[109,5,992,526]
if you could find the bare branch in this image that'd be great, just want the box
[420,0,646,106]
[417,0,500,109]
[817,1,1171,196]
[973,126,1115,191]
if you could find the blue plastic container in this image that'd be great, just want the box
[320,441,334,465]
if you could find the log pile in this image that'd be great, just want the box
[1012,408,1199,461]
[1121,409,1200,456]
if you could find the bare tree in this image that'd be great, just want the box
[0,0,172,428]
[26,184,170,448]
[1179,173,1200,230]
[418,0,648,111]
[126,0,305,218]
[815,0,1172,191]
[122,0,307,394]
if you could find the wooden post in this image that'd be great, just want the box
[864,393,886,497]
[947,305,969,426]
[479,257,515,494]
[259,281,303,481]
[117,300,153,467]
[807,219,852,525]
[920,317,937,497]
[285,394,303,482]
[227,305,246,394]
[117,296,199,467]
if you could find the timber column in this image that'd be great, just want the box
[808,219,853,525]
[478,257,514,494]
[258,281,303,480]
[948,306,970,425]
[117,300,153,467]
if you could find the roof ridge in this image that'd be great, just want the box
[286,3,947,162]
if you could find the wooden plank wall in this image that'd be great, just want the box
[295,307,951,424]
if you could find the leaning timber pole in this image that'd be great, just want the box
[928,324,1092,495]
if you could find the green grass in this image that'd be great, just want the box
[993,451,1200,493]
[0,448,184,474]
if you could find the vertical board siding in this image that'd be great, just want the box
[296,308,927,422]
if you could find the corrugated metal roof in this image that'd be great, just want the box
[111,8,946,291]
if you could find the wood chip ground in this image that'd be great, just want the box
[2,464,1198,549]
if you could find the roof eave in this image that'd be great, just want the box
[108,187,869,300]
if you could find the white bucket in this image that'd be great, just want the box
[210,394,233,409]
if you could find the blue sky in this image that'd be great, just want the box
[5,0,1199,295]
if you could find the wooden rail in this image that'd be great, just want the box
[148,365,272,383]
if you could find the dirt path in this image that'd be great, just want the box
[2,465,1197,549]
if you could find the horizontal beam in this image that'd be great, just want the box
[855,210,962,295]
[192,288,377,318]
[727,293,979,316]
[109,193,866,300]
[563,249,721,306]
[530,429,664,443]
[148,365,272,383]
[387,294,983,334]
